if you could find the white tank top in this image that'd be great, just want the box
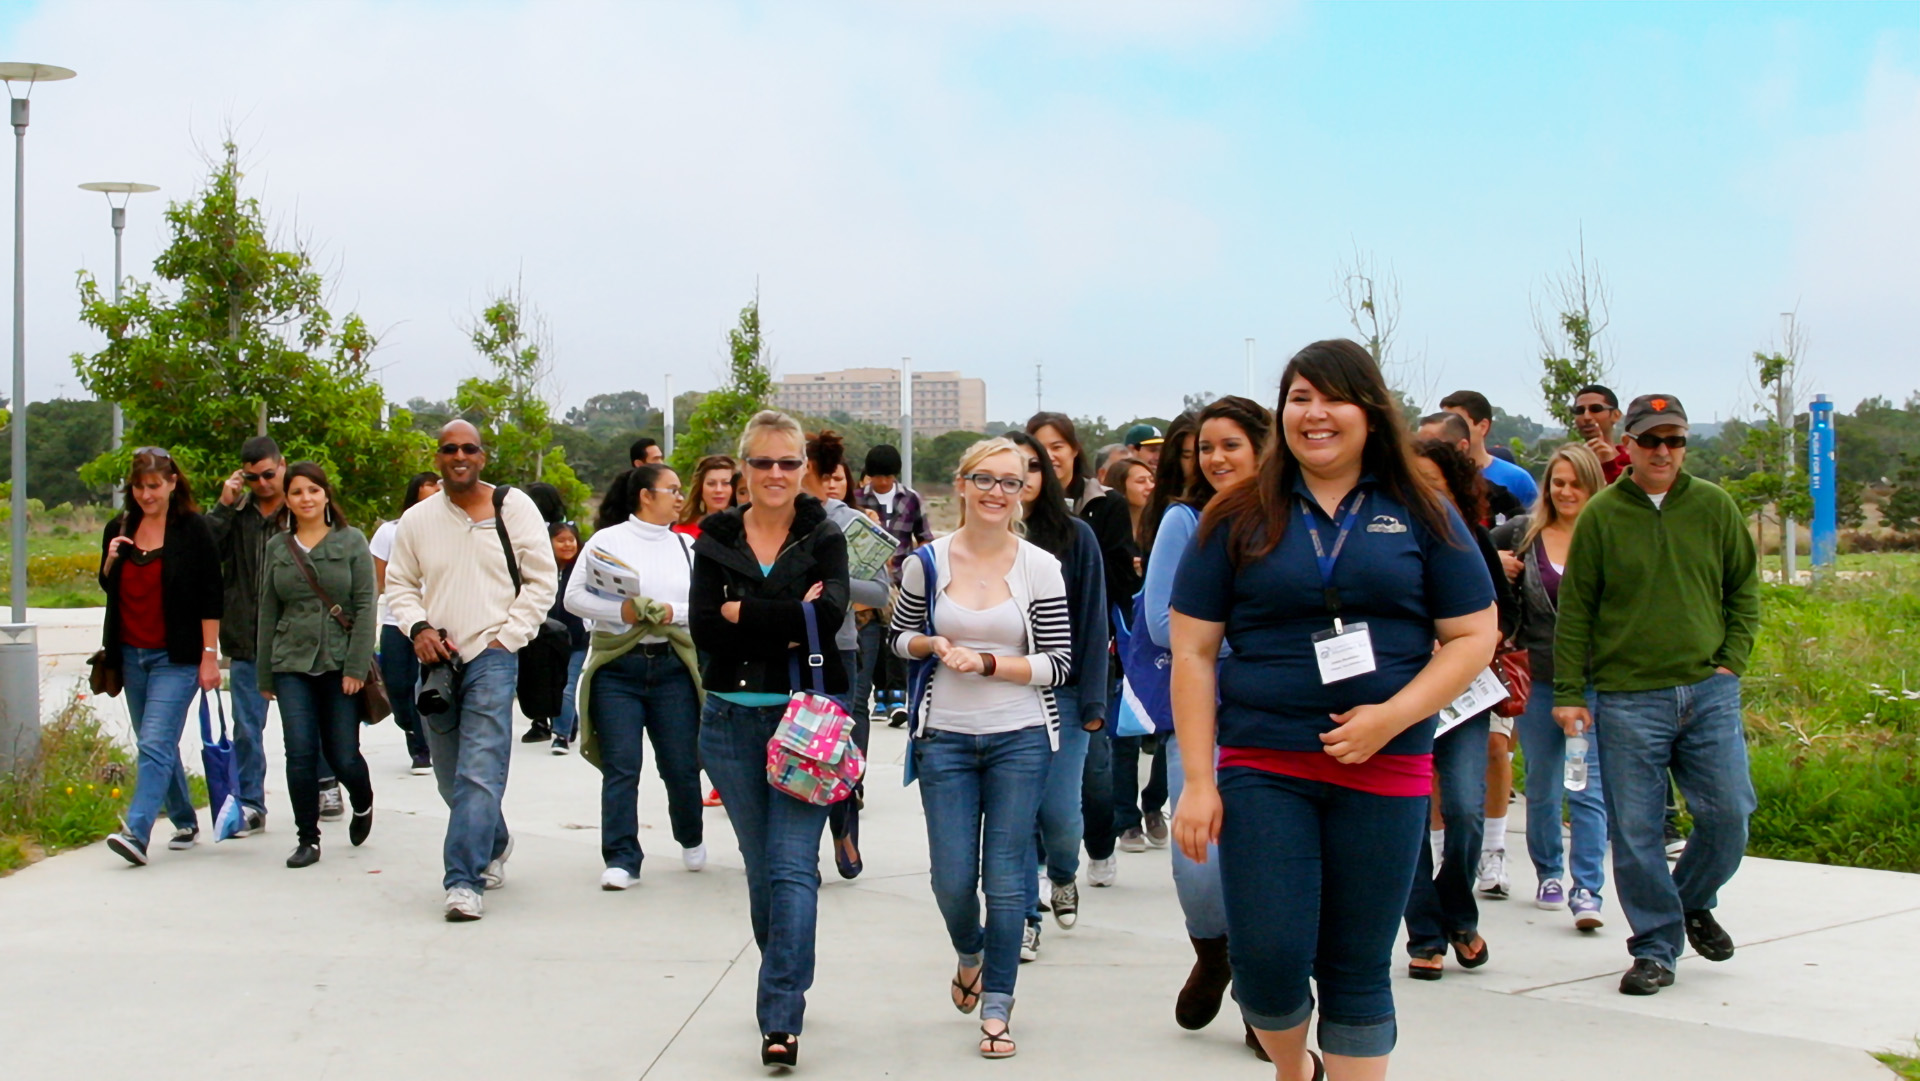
[928,593,1046,735]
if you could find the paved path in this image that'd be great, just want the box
[3,610,1915,1080]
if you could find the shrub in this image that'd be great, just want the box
[1746,739,1920,873]
[0,697,136,872]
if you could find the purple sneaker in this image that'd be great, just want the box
[1570,888,1605,931]
[1535,879,1566,910]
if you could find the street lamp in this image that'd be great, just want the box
[2,61,76,774]
[79,181,159,451]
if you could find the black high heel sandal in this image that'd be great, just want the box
[761,1032,798,1068]
[1408,950,1446,980]
[1450,932,1490,969]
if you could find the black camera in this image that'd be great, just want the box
[417,652,466,716]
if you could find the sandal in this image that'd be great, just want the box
[950,967,983,1014]
[761,1032,798,1068]
[979,1020,1016,1059]
[1450,932,1490,969]
[1408,951,1445,981]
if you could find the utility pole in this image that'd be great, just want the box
[1034,362,1042,413]
[663,372,674,458]
[899,357,913,488]
[1779,312,1797,585]
[1245,338,1255,397]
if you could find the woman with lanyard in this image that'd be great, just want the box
[101,448,224,867]
[1140,397,1272,1055]
[370,472,440,775]
[890,437,1073,1060]
[254,462,378,868]
[1170,340,1499,1078]
[1401,437,1518,979]
[1491,443,1610,929]
[565,462,707,890]
[1002,429,1108,960]
[689,410,850,1069]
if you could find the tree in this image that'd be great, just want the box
[0,398,114,507]
[70,141,429,522]
[671,294,774,478]
[1534,232,1612,431]
[454,291,591,518]
[1333,246,1432,410]
[914,429,988,486]
[1180,391,1217,415]
[1883,455,1920,535]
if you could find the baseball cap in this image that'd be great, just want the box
[1621,394,1689,438]
[1123,423,1164,447]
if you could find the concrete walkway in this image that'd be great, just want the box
[3,610,1915,1080]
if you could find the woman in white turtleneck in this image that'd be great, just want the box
[565,464,707,891]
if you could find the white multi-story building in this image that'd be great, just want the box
[772,367,987,437]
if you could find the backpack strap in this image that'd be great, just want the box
[492,484,522,595]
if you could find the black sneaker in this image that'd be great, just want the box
[409,753,432,776]
[106,831,149,866]
[1619,958,1674,996]
[286,844,321,869]
[167,826,199,851]
[236,808,266,837]
[350,808,373,847]
[887,707,909,729]
[1684,909,1735,961]
[521,719,552,744]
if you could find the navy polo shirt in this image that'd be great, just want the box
[1171,477,1495,758]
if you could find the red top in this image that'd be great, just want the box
[119,554,168,650]
[1219,746,1433,798]
[1600,445,1628,483]
[672,522,701,539]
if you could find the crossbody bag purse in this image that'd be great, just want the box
[283,532,392,724]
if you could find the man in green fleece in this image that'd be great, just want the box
[1553,393,1760,998]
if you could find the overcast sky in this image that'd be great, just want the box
[3,1,1916,426]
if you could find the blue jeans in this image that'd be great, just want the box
[851,617,885,731]
[1515,686,1607,897]
[273,671,374,846]
[378,625,430,762]
[592,648,704,874]
[121,647,198,844]
[1166,734,1229,939]
[226,658,271,813]
[700,697,832,1036]
[1111,731,1169,832]
[1081,711,1115,860]
[915,725,1052,1025]
[1596,673,1755,970]
[1218,767,1427,1059]
[1404,713,1489,956]
[1027,686,1090,922]
[552,648,588,741]
[422,648,517,892]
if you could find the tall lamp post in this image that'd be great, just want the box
[2,62,76,774]
[78,181,158,451]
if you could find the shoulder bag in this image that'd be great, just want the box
[87,516,134,698]
[283,533,391,724]
[491,484,573,720]
[766,602,864,805]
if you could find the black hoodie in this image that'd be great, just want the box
[690,493,851,697]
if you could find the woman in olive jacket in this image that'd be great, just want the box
[255,462,378,868]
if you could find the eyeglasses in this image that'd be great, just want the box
[1632,433,1688,450]
[648,486,685,498]
[744,457,805,472]
[241,468,278,483]
[963,473,1027,495]
[134,446,172,461]
[438,442,484,456]
[1573,403,1615,415]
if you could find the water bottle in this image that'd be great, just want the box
[1564,735,1589,792]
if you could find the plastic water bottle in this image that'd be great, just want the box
[1564,736,1589,792]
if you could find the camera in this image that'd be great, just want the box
[417,652,466,715]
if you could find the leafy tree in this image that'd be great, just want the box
[1884,455,1920,535]
[1533,234,1611,430]
[563,391,656,432]
[671,295,774,478]
[69,141,429,521]
[454,294,590,518]
[0,398,114,507]
[914,429,989,486]
[1836,478,1867,531]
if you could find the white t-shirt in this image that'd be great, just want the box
[369,520,400,627]
[1647,491,1667,509]
[873,486,900,514]
[927,594,1046,735]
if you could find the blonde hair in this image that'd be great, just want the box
[1520,442,1607,551]
[737,410,805,460]
[953,437,1026,533]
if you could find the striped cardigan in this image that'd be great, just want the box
[889,534,1074,750]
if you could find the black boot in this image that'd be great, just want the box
[1175,934,1233,1030]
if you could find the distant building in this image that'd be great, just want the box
[772,367,987,437]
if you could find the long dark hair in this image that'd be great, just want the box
[1139,411,1197,555]
[1025,411,1091,502]
[400,471,439,514]
[595,469,637,532]
[1412,437,1489,524]
[1201,339,1454,563]
[1183,396,1272,513]
[120,446,198,523]
[285,460,351,529]
[1003,429,1076,558]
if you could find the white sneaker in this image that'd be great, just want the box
[444,886,484,921]
[482,835,514,890]
[1476,848,1510,899]
[318,782,346,821]
[682,843,707,872]
[600,867,636,891]
[1087,856,1117,887]
[1020,921,1041,963]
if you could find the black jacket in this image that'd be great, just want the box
[98,510,225,668]
[690,494,851,697]
[206,498,287,660]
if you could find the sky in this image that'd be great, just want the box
[2,1,1916,427]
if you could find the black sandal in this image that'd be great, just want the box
[979,1020,1016,1059]
[1408,951,1445,981]
[951,967,983,1014]
[1450,932,1490,969]
[761,1032,798,1068]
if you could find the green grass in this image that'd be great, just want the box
[0,523,111,607]
[1876,1048,1920,1080]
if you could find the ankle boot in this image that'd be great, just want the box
[1175,934,1233,1030]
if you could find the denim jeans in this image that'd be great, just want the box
[850,617,886,731]
[1026,686,1090,921]
[226,657,271,813]
[1515,687,1607,897]
[551,648,588,741]
[915,724,1051,1024]
[378,625,430,762]
[828,647,869,843]
[700,697,833,1036]
[273,671,374,846]
[1597,672,1755,970]
[1404,713,1489,956]
[592,648,704,874]
[1166,734,1229,939]
[422,647,517,892]
[1218,766,1427,1059]
[121,647,198,844]
[1111,732,1169,832]
[1081,706,1116,861]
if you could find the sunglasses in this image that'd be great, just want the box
[134,445,173,461]
[744,457,806,472]
[1632,433,1688,450]
[963,473,1028,495]
[438,442,484,456]
[242,468,278,483]
[1573,403,1615,415]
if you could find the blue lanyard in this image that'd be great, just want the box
[1300,492,1364,630]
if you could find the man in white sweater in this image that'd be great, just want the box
[385,421,558,921]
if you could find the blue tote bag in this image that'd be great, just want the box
[1113,587,1173,737]
[198,692,245,842]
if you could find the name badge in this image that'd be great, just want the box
[1311,622,1376,685]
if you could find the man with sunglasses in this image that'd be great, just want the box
[1551,393,1760,997]
[209,435,337,833]
[1572,384,1628,483]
